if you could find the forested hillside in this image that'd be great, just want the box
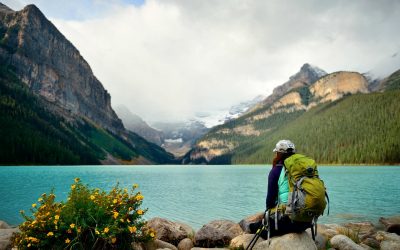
[232,90,400,164]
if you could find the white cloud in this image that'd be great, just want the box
[13,0,400,121]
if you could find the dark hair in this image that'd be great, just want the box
[272,150,295,167]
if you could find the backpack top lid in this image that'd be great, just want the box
[284,154,319,181]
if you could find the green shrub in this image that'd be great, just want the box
[13,179,155,249]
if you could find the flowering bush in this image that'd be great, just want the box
[13,178,155,249]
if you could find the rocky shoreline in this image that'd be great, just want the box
[1,213,400,250]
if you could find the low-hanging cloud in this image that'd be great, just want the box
[7,0,400,122]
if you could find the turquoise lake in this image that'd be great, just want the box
[1,165,399,230]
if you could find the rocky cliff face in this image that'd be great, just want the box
[309,71,369,106]
[187,68,370,163]
[250,64,327,112]
[0,4,123,134]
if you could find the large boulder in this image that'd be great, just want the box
[361,237,380,249]
[375,231,400,250]
[0,227,19,250]
[194,220,243,247]
[230,234,264,249]
[239,212,264,233]
[315,224,347,240]
[306,229,327,250]
[0,222,11,230]
[380,216,400,228]
[146,217,194,245]
[143,239,178,250]
[177,238,193,250]
[380,216,400,235]
[330,234,364,250]
[253,232,317,250]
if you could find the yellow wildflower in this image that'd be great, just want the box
[111,237,117,244]
[32,203,37,208]
[137,209,143,215]
[74,177,80,183]
[55,215,60,220]
[90,195,95,200]
[127,218,131,223]
[95,229,100,235]
[113,211,119,219]
[133,184,139,189]
[70,223,75,229]
[113,198,118,204]
[128,226,137,233]
[150,232,155,238]
[28,237,39,243]
[54,220,58,224]
[27,243,31,247]
[136,194,144,201]
[71,185,76,190]
[120,218,124,222]
[38,198,43,202]
[47,232,54,237]
[65,238,70,244]
[104,227,109,233]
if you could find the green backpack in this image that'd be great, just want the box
[283,154,329,223]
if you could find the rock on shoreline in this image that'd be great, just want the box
[0,221,19,250]
[2,215,400,250]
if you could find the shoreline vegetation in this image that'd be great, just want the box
[1,179,399,249]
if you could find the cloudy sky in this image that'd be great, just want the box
[4,0,400,122]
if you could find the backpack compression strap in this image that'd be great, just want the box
[325,191,330,215]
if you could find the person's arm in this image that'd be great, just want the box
[266,165,282,210]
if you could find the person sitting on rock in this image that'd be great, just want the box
[250,139,312,238]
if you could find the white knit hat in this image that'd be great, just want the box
[273,139,296,153]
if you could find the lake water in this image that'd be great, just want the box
[1,165,399,230]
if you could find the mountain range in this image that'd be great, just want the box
[184,64,400,164]
[1,3,399,165]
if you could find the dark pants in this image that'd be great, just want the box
[249,216,312,239]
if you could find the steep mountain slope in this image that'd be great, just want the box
[0,64,176,165]
[0,4,175,165]
[0,4,122,134]
[115,106,164,146]
[185,66,371,164]
[249,63,327,113]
